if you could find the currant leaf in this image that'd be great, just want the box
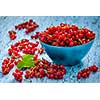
[22,54,33,61]
[17,61,25,70]
[17,54,35,70]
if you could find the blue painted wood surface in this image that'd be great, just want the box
[0,16,100,83]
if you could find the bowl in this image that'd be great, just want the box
[40,40,94,66]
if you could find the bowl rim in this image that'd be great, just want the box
[40,38,95,49]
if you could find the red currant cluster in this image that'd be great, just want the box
[77,65,98,79]
[19,39,39,55]
[89,65,98,72]
[47,64,66,79]
[8,39,40,58]
[8,19,38,40]
[15,19,39,34]
[39,23,95,47]
[8,45,21,59]
[12,69,23,82]
[8,31,17,40]
[2,58,14,75]
[25,59,66,80]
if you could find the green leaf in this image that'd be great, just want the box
[17,61,25,70]
[22,54,33,61]
[23,60,34,68]
[17,54,35,70]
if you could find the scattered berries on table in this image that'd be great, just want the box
[15,19,39,34]
[8,19,38,41]
[2,38,66,82]
[77,65,98,79]
[25,59,66,80]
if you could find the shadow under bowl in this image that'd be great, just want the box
[40,40,94,66]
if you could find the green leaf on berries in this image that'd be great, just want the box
[17,54,35,70]
[17,61,25,70]
[22,54,33,61]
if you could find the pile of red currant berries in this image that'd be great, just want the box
[39,23,95,47]
[77,65,98,79]
[25,58,66,80]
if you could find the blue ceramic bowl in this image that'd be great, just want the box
[41,40,94,66]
